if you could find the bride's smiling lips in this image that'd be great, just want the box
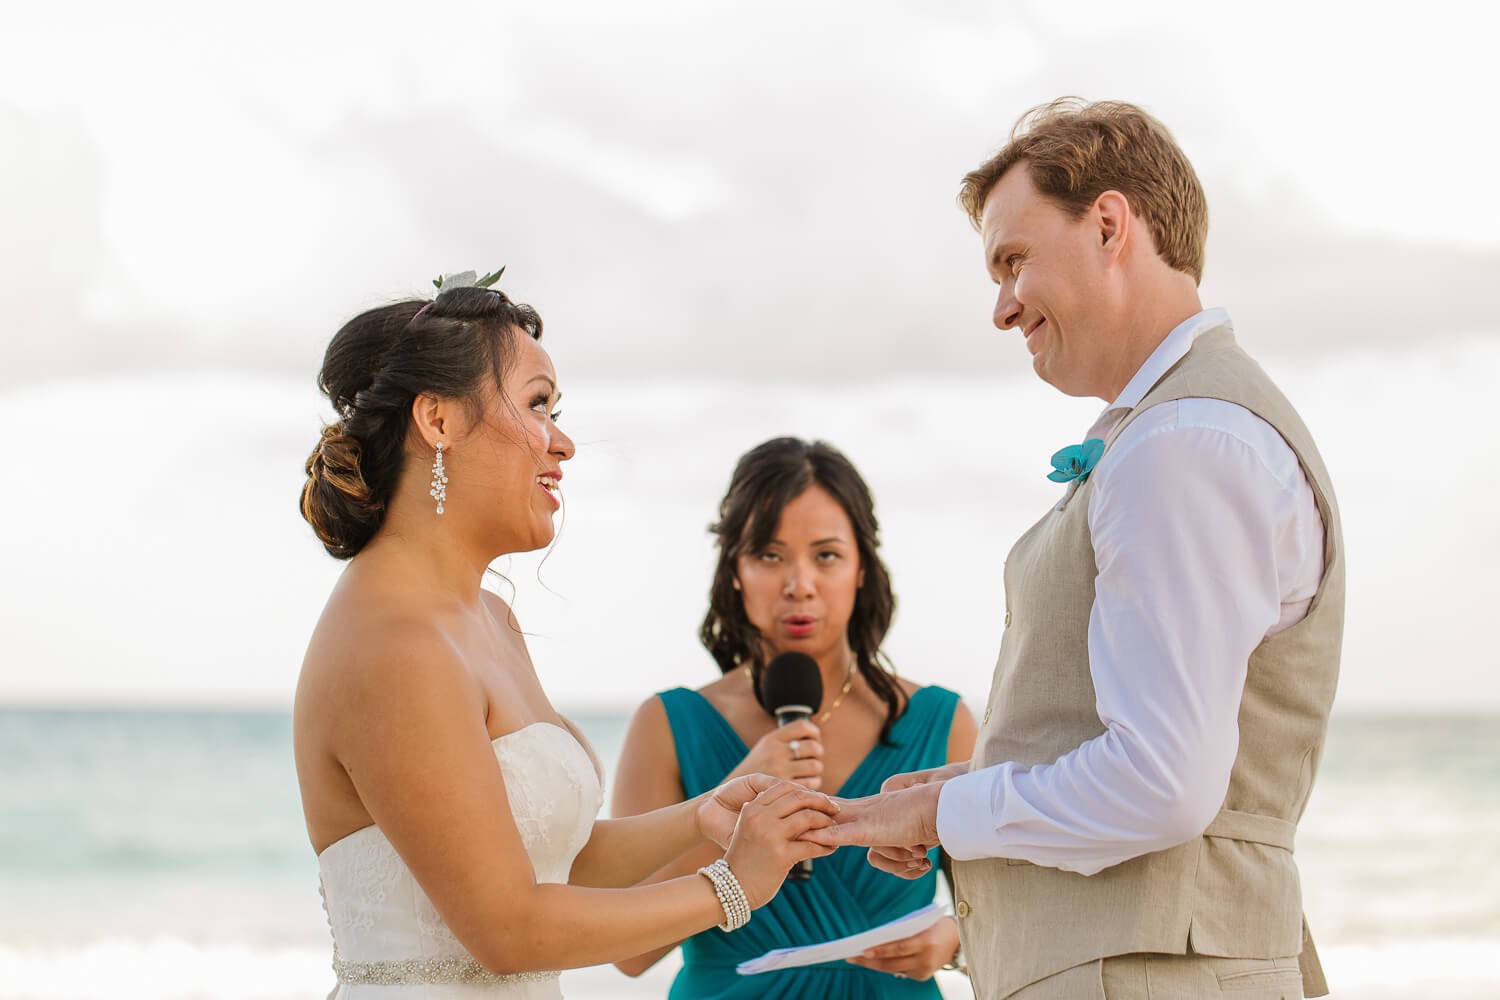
[535,469,562,509]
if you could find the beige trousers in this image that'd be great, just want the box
[1005,953,1305,1000]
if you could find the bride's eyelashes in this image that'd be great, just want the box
[527,391,562,423]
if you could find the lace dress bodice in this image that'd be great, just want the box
[317,722,603,998]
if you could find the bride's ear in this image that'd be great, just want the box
[411,393,460,450]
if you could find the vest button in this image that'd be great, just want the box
[956,900,971,919]
[982,706,992,725]
[1004,610,1012,628]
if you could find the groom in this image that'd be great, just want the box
[808,100,1343,998]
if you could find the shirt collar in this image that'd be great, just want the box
[1086,307,1232,439]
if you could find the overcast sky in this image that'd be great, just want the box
[1,2,1496,710]
[1,1,1494,382]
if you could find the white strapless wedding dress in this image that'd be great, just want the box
[317,722,603,998]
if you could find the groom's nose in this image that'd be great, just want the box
[994,285,1022,330]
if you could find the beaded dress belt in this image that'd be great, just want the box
[334,953,561,986]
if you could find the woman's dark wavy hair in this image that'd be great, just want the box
[300,285,542,559]
[700,438,908,742]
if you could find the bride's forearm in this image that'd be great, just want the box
[611,836,723,975]
[570,792,710,888]
[465,876,724,974]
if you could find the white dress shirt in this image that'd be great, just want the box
[936,308,1326,876]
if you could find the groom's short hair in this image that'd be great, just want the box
[959,98,1209,284]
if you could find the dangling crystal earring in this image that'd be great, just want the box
[429,442,448,515]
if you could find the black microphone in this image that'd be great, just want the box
[760,652,823,880]
[762,651,823,726]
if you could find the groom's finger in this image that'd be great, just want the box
[865,846,913,877]
[879,769,930,794]
[871,844,921,864]
[798,801,890,848]
[867,845,931,878]
[798,821,853,848]
[782,806,837,833]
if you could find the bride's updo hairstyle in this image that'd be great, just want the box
[300,285,543,559]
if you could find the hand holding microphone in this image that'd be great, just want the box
[729,652,829,785]
[756,652,827,880]
[730,717,825,789]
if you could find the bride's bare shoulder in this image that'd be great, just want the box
[298,581,473,720]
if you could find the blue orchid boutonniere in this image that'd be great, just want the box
[1047,438,1105,484]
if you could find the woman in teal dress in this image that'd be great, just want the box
[612,438,977,998]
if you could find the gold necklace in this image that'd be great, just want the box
[815,657,857,724]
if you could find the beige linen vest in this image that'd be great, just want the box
[952,326,1344,999]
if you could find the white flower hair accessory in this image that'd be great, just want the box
[432,267,506,292]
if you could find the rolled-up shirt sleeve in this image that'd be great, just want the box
[936,401,1314,875]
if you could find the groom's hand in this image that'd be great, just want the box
[880,760,970,794]
[800,781,945,879]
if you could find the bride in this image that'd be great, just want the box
[294,274,837,997]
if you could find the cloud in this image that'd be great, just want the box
[6,333,1498,709]
[0,105,159,374]
[0,3,1495,387]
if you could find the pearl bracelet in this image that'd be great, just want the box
[697,858,751,931]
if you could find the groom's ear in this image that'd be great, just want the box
[1092,189,1132,264]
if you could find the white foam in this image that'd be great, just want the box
[0,938,1494,999]
[0,939,329,1000]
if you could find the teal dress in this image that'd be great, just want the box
[659,684,960,1000]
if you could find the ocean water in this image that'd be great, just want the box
[0,708,1495,999]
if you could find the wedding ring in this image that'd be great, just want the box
[789,739,801,759]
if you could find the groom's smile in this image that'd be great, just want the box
[979,165,1122,400]
[1023,316,1048,351]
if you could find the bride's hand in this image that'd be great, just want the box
[721,777,839,909]
[698,773,778,848]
